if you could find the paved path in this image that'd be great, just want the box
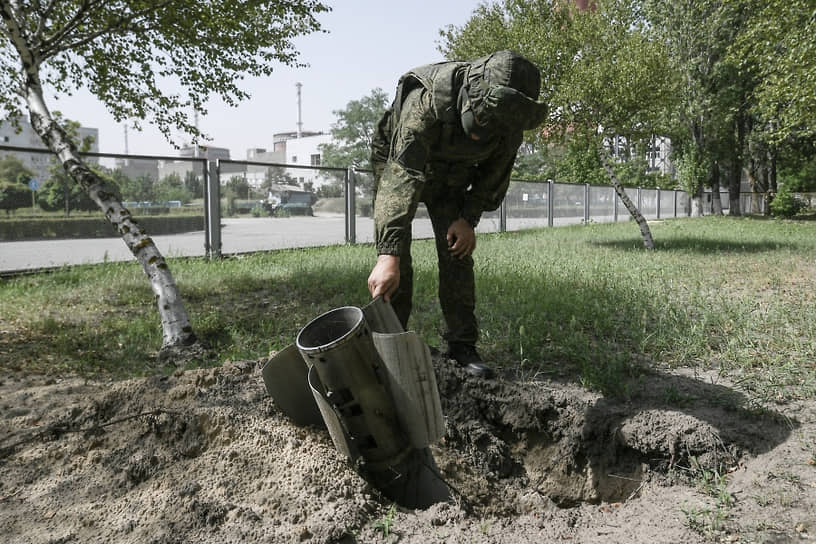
[0,214,603,273]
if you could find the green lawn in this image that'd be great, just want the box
[1,215,814,402]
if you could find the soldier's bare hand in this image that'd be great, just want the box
[446,218,476,259]
[368,255,400,301]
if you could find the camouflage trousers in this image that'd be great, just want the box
[389,184,478,346]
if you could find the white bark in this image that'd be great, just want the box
[691,196,704,217]
[599,148,655,250]
[2,4,198,354]
[26,90,198,351]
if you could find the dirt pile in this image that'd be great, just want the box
[1,357,813,543]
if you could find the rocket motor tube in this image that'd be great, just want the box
[296,306,410,466]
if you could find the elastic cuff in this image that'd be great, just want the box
[462,214,480,229]
[461,201,482,228]
[376,242,401,257]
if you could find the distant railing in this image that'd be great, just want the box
[0,145,767,273]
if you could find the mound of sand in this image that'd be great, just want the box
[1,357,813,543]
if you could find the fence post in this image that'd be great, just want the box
[637,187,642,213]
[203,159,210,257]
[207,159,222,259]
[346,168,356,244]
[499,198,507,233]
[674,189,678,218]
[584,183,590,224]
[656,187,661,219]
[547,179,554,227]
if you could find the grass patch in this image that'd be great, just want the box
[1,216,814,400]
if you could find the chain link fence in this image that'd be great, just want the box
[0,146,767,273]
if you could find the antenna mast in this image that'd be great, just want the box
[296,82,303,138]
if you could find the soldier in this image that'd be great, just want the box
[367,50,548,378]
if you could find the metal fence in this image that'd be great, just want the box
[0,146,764,273]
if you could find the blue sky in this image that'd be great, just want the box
[49,1,486,158]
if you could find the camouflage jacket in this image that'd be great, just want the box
[371,61,523,256]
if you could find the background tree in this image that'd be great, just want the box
[38,118,103,216]
[730,0,816,145]
[38,160,99,215]
[0,180,29,214]
[0,0,327,360]
[222,175,251,216]
[0,154,34,185]
[153,173,193,204]
[261,165,298,193]
[318,88,389,196]
[115,171,156,203]
[645,0,768,217]
[777,146,816,193]
[511,143,557,182]
[0,154,35,214]
[183,171,204,200]
[727,0,816,211]
[441,0,675,248]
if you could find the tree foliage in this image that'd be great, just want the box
[318,88,389,195]
[0,0,329,354]
[729,0,816,143]
[439,0,815,217]
[38,161,100,215]
[0,154,34,185]
[1,0,330,145]
[0,181,29,213]
[262,165,298,191]
[153,173,193,203]
[319,88,389,169]
[440,0,675,183]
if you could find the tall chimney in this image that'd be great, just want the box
[296,82,303,139]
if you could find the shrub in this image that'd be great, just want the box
[770,185,808,218]
[0,182,31,214]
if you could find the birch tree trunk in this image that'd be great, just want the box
[5,21,200,358]
[599,147,655,250]
[691,182,704,217]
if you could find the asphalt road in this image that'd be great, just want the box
[0,213,591,273]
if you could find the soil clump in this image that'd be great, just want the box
[0,356,813,543]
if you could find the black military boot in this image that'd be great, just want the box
[447,343,495,379]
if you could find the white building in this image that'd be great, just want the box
[115,157,159,182]
[606,134,674,177]
[157,144,230,182]
[242,131,338,191]
[0,118,99,183]
[285,132,335,190]
[243,146,286,187]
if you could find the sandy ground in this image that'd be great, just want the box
[1,356,814,544]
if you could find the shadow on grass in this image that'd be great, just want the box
[472,260,710,398]
[591,237,796,253]
[0,318,155,377]
[177,265,373,356]
[0,261,372,377]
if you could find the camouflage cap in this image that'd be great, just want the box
[462,50,548,134]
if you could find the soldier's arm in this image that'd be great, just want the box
[374,88,436,256]
[460,133,523,228]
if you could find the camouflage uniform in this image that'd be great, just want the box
[371,51,545,347]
